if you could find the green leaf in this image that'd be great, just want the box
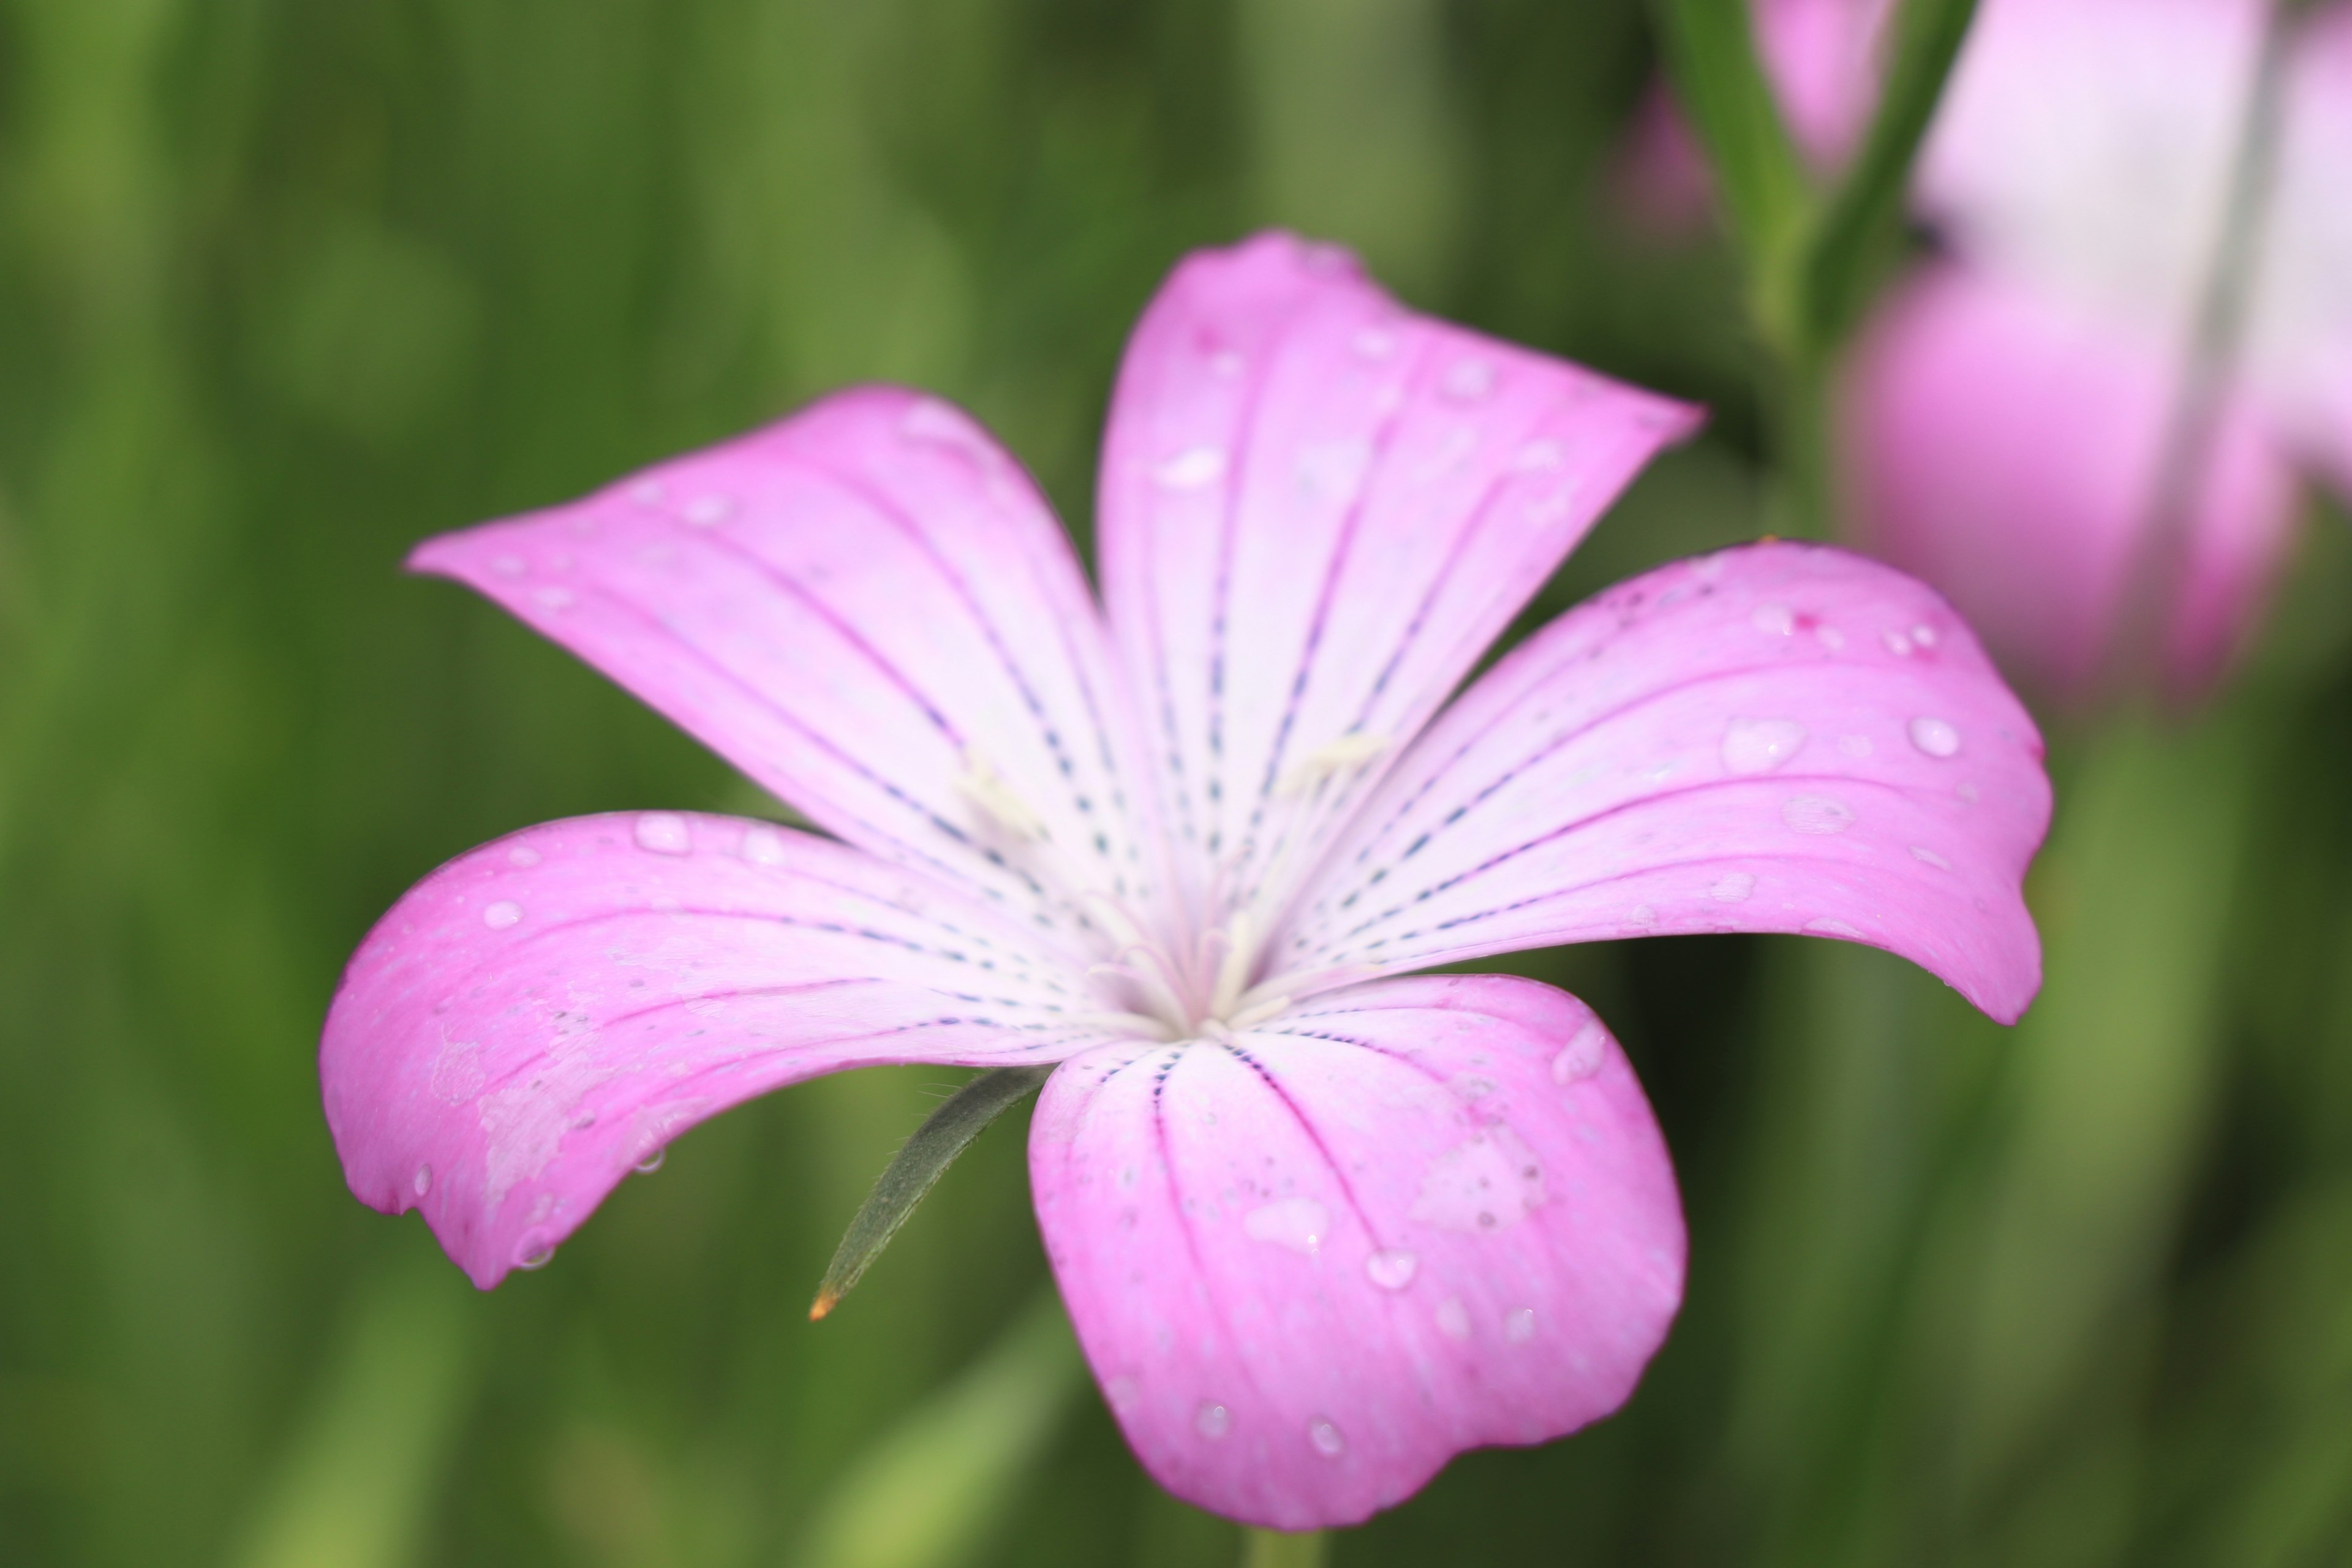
[810,1066,1054,1321]
[1795,0,1980,353]
[1646,0,1812,343]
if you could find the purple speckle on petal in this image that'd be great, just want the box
[1411,1127,1546,1232]
[1782,796,1855,835]
[635,813,692,854]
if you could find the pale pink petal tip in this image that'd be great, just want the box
[1842,266,2299,707]
[1280,537,2052,1026]
[322,813,1121,1289]
[1033,974,1683,1530]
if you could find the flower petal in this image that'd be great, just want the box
[1275,541,2052,1023]
[323,813,1126,1289]
[1842,266,2299,702]
[2250,0,2352,492]
[1030,974,1682,1530]
[1096,232,1699,919]
[409,388,1156,955]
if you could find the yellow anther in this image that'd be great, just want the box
[954,748,1046,842]
[1276,731,1389,797]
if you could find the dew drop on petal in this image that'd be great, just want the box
[507,844,541,867]
[1721,718,1807,774]
[628,479,666,505]
[483,900,522,930]
[1909,717,1961,758]
[491,554,527,578]
[1243,1197,1329,1256]
[1105,1376,1140,1412]
[412,1164,432,1198]
[1551,1020,1608,1083]
[1352,326,1396,360]
[1307,1419,1348,1459]
[1512,437,1564,472]
[1710,872,1755,903]
[1910,845,1953,870]
[635,812,692,854]
[1441,358,1496,402]
[531,586,576,611]
[1752,602,1796,636]
[1366,1249,1419,1290]
[682,494,734,526]
[1806,918,1865,938]
[1210,349,1245,379]
[1911,623,1938,647]
[1782,796,1855,835]
[1506,1307,1537,1343]
[1435,1298,1471,1341]
[514,1231,557,1271]
[741,824,788,865]
[1153,447,1226,491]
[1195,1401,1231,1440]
[1883,628,1914,656]
[634,1147,666,1174]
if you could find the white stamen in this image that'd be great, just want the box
[1276,732,1389,797]
[1206,908,1257,1024]
[954,748,1046,842]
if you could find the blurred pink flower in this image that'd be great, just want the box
[1639,0,2352,701]
[322,233,2049,1528]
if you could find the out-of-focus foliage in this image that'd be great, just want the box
[0,2,2345,1564]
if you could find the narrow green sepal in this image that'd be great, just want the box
[809,1065,1054,1321]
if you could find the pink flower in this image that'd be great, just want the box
[322,233,2049,1528]
[1752,0,2352,699]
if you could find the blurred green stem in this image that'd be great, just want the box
[1241,1527,1327,1567]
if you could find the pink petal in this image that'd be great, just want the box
[1841,266,2299,703]
[409,388,1157,955]
[2251,0,2352,492]
[1275,541,2051,1024]
[1030,974,1682,1529]
[1096,232,1699,921]
[1752,0,1895,167]
[323,813,1124,1289]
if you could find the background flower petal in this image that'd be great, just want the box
[1842,266,2300,703]
[409,388,1158,957]
[1095,232,1700,924]
[323,813,1123,1289]
[1030,974,1683,1530]
[2249,0,2352,492]
[1276,540,2052,1023]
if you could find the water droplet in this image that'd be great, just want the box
[531,586,576,611]
[1911,622,1938,647]
[682,494,734,526]
[739,824,787,865]
[1441,358,1496,402]
[1506,1307,1537,1343]
[627,480,666,505]
[635,1147,666,1174]
[507,844,541,867]
[1782,796,1855,835]
[1721,717,1807,774]
[514,1231,557,1270]
[1352,326,1396,360]
[1910,845,1953,870]
[482,900,522,930]
[491,554,527,578]
[1435,1298,1471,1340]
[1806,918,1865,938]
[1710,872,1755,903]
[1308,1417,1347,1457]
[1752,603,1796,636]
[1195,1401,1231,1439]
[1243,1197,1329,1256]
[635,813,692,854]
[1883,628,1914,656]
[1511,437,1564,472]
[1551,1020,1608,1082]
[1366,1249,1419,1290]
[412,1164,432,1197]
[1411,1127,1546,1232]
[1839,734,1874,759]
[1628,903,1658,930]
[1909,717,1961,758]
[1153,447,1226,490]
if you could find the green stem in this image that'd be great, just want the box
[1241,1526,1329,1568]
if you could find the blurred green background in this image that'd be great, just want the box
[2,1,2350,1564]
